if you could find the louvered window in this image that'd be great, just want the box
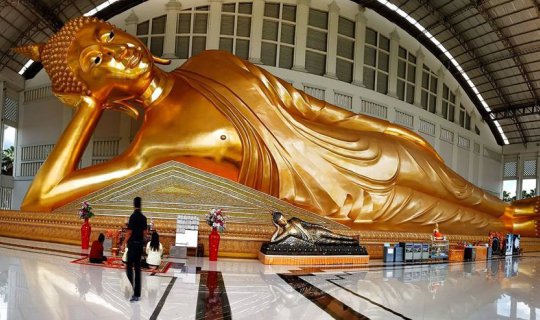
[305,9,328,76]
[421,65,437,113]
[219,2,252,59]
[261,3,296,69]
[176,6,208,59]
[336,16,354,83]
[363,28,389,94]
[397,46,416,104]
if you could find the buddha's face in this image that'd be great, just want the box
[274,214,287,227]
[67,22,153,102]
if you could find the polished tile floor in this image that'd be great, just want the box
[0,236,538,319]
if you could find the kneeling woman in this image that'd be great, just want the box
[89,233,108,263]
[145,232,163,269]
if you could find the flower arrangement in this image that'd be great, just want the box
[205,208,226,233]
[78,201,94,220]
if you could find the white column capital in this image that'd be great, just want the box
[415,47,425,60]
[328,1,340,13]
[165,0,182,11]
[390,28,400,41]
[125,10,139,25]
[356,9,367,23]
[298,0,311,6]
[437,66,445,78]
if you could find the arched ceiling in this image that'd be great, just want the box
[1,0,539,145]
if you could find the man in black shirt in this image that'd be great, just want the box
[122,196,147,302]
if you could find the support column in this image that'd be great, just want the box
[468,138,475,181]
[249,0,264,64]
[387,29,400,98]
[436,67,444,116]
[516,155,523,200]
[162,0,182,59]
[0,82,4,168]
[207,0,223,50]
[324,1,339,79]
[413,47,424,108]
[352,8,367,87]
[118,114,132,154]
[454,88,461,124]
[536,152,540,197]
[292,0,310,72]
[124,11,139,36]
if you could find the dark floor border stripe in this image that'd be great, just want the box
[195,271,232,320]
[0,243,78,259]
[327,277,411,320]
[278,273,369,320]
[0,240,85,257]
[149,276,177,320]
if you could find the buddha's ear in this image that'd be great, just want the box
[12,43,45,62]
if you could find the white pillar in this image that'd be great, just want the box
[325,1,339,79]
[387,29,400,98]
[207,0,223,50]
[436,67,444,116]
[536,152,540,196]
[292,0,310,72]
[516,155,523,199]
[454,88,461,124]
[249,0,264,64]
[162,0,182,59]
[468,139,475,181]
[352,8,367,87]
[413,47,424,108]
[124,11,138,36]
[0,81,4,166]
[118,114,132,154]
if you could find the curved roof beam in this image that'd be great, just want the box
[366,0,511,144]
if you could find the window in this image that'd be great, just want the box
[1,125,15,176]
[502,180,517,202]
[397,46,415,104]
[336,16,354,83]
[522,179,536,199]
[137,16,167,56]
[176,6,208,59]
[306,9,328,76]
[220,2,252,59]
[458,104,471,130]
[420,65,437,113]
[442,84,456,122]
[363,28,389,94]
[261,3,296,69]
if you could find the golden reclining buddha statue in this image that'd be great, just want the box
[13,17,539,237]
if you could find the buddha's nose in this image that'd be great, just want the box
[102,45,127,60]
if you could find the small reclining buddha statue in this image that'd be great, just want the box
[13,17,540,237]
[270,211,359,246]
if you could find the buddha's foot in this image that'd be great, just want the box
[511,218,540,237]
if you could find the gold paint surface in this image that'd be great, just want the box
[13,18,540,237]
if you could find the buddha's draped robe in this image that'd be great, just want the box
[174,51,506,234]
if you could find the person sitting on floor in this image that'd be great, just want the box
[89,233,108,263]
[145,231,163,269]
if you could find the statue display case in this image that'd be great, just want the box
[430,239,449,260]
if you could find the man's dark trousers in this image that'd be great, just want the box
[126,240,144,297]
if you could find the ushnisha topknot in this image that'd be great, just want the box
[13,17,113,96]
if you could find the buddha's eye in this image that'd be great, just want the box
[100,31,115,42]
[92,55,102,65]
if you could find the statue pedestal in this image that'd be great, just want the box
[258,252,369,265]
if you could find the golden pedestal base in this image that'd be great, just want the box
[258,252,370,265]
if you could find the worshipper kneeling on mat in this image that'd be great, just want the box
[89,233,108,263]
[144,231,163,269]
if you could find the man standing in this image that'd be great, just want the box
[122,197,147,302]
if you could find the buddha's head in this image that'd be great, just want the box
[13,17,169,116]
[272,211,288,227]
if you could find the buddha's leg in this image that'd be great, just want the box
[353,186,507,235]
[316,229,357,242]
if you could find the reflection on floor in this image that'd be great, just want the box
[0,236,538,319]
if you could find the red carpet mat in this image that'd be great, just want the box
[71,256,171,273]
